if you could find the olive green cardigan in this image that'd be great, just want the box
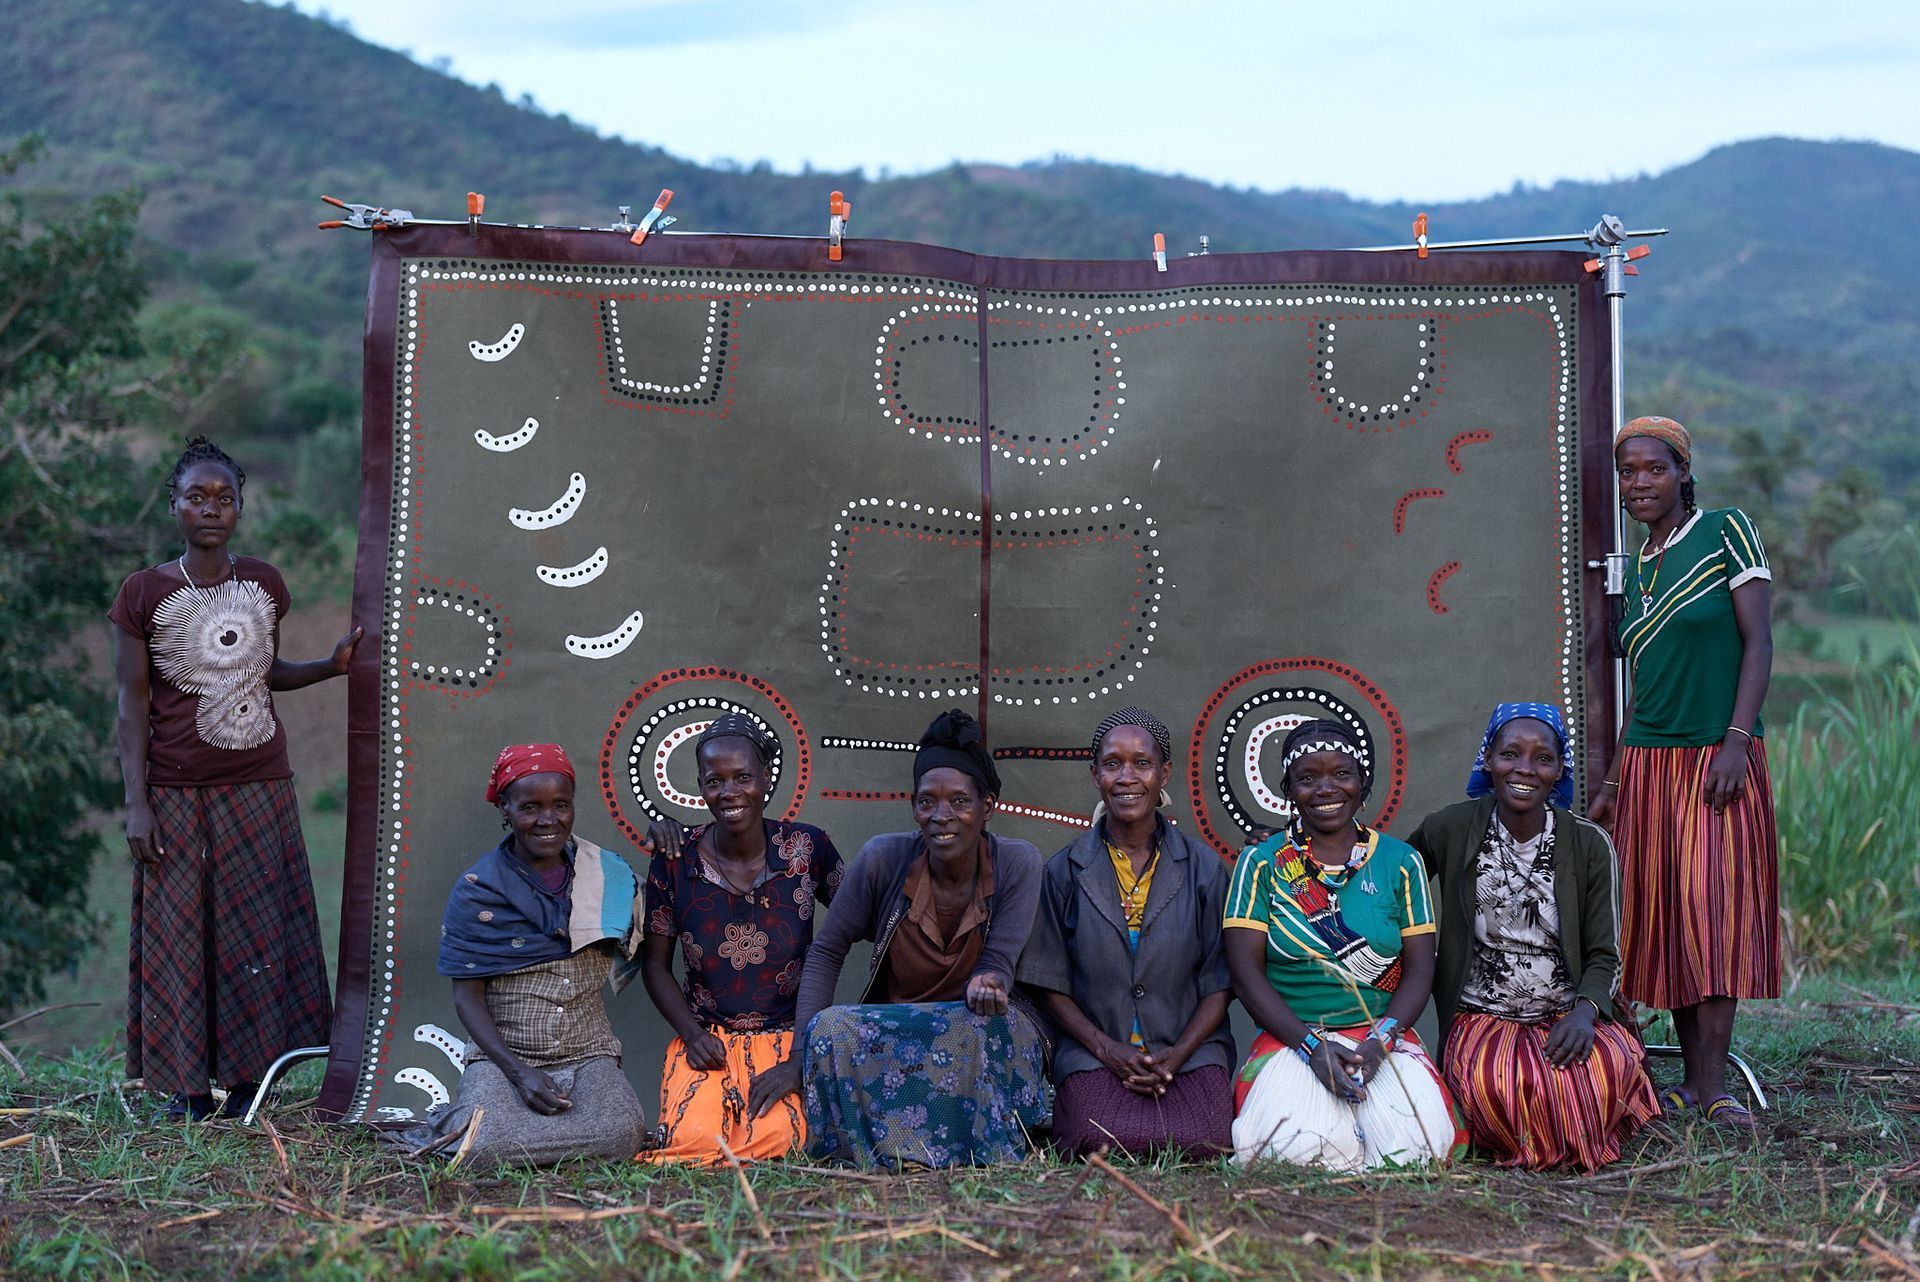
[1404,797,1626,1046]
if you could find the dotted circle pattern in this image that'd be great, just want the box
[597,668,811,850]
[1188,658,1409,854]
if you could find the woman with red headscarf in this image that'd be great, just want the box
[405,743,647,1166]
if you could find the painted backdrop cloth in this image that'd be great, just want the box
[802,1001,1049,1168]
[643,1028,806,1165]
[1232,1028,1466,1170]
[1616,743,1781,1007]
[439,836,641,980]
[131,779,331,1094]
[108,558,292,787]
[1443,1011,1658,1172]
[325,229,1611,1123]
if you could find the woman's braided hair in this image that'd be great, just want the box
[166,436,246,497]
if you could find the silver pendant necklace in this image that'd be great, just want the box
[177,553,235,591]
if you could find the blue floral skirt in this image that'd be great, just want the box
[802,1001,1050,1168]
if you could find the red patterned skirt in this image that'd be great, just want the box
[1052,1063,1233,1160]
[1616,742,1781,1008]
[1443,1012,1659,1171]
[131,780,332,1095]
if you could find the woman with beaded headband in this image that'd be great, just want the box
[110,437,362,1123]
[1591,415,1778,1129]
[792,709,1050,1168]
[635,713,845,1164]
[406,743,646,1167]
[1019,707,1235,1159]
[1225,719,1465,1168]
[1408,703,1659,1170]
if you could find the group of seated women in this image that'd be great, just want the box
[424,695,1660,1175]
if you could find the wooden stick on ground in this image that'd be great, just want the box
[715,1136,774,1244]
[0,1002,102,1033]
[260,1113,292,1178]
[447,1107,484,1171]
[1085,1151,1196,1247]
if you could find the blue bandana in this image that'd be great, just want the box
[437,835,640,979]
[1465,702,1574,810]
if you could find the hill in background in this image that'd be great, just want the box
[4,0,1916,605]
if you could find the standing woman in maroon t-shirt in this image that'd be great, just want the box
[109,437,362,1122]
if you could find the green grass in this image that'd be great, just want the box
[3,975,1919,1280]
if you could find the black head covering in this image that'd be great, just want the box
[695,711,778,770]
[912,709,1001,797]
[1089,706,1173,763]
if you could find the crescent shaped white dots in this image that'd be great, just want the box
[509,472,586,529]
[566,609,644,659]
[394,1065,451,1109]
[469,323,525,362]
[412,1023,467,1070]
[475,417,539,452]
[537,546,609,587]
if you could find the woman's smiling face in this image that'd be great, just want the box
[1487,717,1562,820]
[1286,749,1363,842]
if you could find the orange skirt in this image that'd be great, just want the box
[1616,742,1781,1008]
[1443,1012,1659,1172]
[640,1028,805,1165]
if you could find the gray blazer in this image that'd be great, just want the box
[1018,816,1235,1082]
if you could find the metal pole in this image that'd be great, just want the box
[1353,228,1667,253]
[1589,216,1636,747]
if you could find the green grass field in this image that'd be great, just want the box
[3,974,1917,1280]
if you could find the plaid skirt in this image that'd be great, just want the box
[1052,1063,1232,1160]
[131,779,332,1095]
[1616,742,1781,1007]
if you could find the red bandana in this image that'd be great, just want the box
[485,743,575,803]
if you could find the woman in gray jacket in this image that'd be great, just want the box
[1020,708,1235,1158]
[792,710,1048,1168]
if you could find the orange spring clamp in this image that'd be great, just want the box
[828,191,852,261]
[630,189,674,246]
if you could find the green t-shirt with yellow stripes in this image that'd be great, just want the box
[1223,828,1435,1027]
[1621,506,1771,748]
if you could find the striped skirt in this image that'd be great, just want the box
[1052,1063,1233,1160]
[132,780,333,1096]
[1616,742,1781,1008]
[642,1028,805,1165]
[1443,1012,1660,1171]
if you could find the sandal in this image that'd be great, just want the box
[219,1083,266,1121]
[1659,1085,1697,1116]
[1704,1095,1760,1131]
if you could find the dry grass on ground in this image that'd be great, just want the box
[3,979,1918,1280]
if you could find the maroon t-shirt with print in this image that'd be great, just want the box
[107,557,293,787]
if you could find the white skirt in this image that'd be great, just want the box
[1232,1031,1461,1170]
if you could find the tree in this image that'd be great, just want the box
[0,135,152,1012]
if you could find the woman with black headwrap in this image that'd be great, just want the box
[1019,707,1235,1159]
[1225,720,1464,1168]
[637,713,844,1164]
[791,710,1049,1167]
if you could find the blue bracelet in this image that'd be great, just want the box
[1293,1031,1322,1065]
[1367,1016,1401,1050]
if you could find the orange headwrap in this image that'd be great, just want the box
[486,743,575,804]
[1614,415,1691,466]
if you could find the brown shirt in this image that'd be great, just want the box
[882,849,993,1002]
[107,558,293,787]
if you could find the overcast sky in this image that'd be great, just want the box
[291,0,1920,203]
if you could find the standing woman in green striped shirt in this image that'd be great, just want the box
[1590,416,1778,1129]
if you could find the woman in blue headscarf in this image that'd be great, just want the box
[1406,704,1659,1171]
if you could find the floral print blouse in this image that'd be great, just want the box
[645,819,844,1032]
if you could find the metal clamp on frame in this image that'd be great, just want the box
[630,189,675,246]
[316,195,415,231]
[828,190,852,261]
